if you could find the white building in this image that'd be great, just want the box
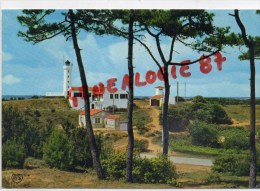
[68,86,128,110]
[45,60,128,110]
[150,86,175,106]
[79,109,126,130]
[63,60,73,98]
[46,60,72,97]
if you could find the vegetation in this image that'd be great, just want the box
[43,130,74,170]
[2,98,260,188]
[18,9,106,180]
[229,10,259,188]
[2,105,54,158]
[134,139,149,153]
[166,98,231,132]
[2,139,26,169]
[133,109,152,134]
[189,121,220,148]
[212,155,250,176]
[102,153,177,184]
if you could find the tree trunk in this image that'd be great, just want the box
[162,66,170,155]
[249,45,256,188]
[69,9,105,180]
[126,10,135,183]
[234,9,256,188]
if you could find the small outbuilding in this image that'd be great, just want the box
[79,109,123,130]
[105,115,120,130]
[79,109,108,128]
[150,86,164,107]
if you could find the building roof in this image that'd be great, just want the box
[105,115,120,119]
[155,86,164,89]
[151,95,163,99]
[80,109,105,116]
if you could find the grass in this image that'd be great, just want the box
[2,167,174,189]
[117,107,152,127]
[3,98,79,128]
[153,135,248,158]
[3,98,260,188]
[224,105,260,125]
[3,97,70,110]
[3,163,260,188]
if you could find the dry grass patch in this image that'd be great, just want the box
[2,167,174,189]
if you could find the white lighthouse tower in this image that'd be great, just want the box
[63,60,73,97]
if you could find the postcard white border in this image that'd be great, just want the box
[1,0,260,9]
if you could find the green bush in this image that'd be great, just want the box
[189,121,220,148]
[43,130,74,170]
[207,104,231,124]
[2,139,26,169]
[102,153,177,184]
[2,106,27,143]
[193,104,231,124]
[134,156,177,184]
[206,173,222,184]
[102,153,126,180]
[192,95,207,103]
[221,128,249,150]
[167,104,191,132]
[69,128,99,167]
[134,139,149,153]
[193,109,212,123]
[2,106,53,158]
[212,155,249,176]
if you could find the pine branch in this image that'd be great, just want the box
[168,49,220,66]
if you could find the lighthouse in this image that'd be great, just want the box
[63,60,73,97]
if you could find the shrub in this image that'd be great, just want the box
[136,123,149,135]
[193,109,212,123]
[43,130,74,170]
[133,110,152,134]
[221,129,249,150]
[69,128,95,167]
[207,104,231,124]
[102,153,177,184]
[102,153,126,180]
[22,125,43,158]
[2,106,53,158]
[133,156,177,184]
[189,121,220,148]
[212,155,249,176]
[134,139,149,153]
[2,106,27,143]
[34,110,41,117]
[2,139,26,169]
[106,105,118,112]
[167,105,191,132]
[192,95,207,103]
[206,173,222,184]
[193,104,231,124]
[175,96,185,102]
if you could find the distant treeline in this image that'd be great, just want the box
[187,97,260,105]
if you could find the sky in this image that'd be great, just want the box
[2,9,260,97]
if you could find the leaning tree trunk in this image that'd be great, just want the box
[126,10,135,183]
[249,45,256,188]
[234,9,257,188]
[162,66,170,155]
[69,9,105,180]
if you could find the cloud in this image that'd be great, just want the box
[3,74,21,85]
[2,52,13,61]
